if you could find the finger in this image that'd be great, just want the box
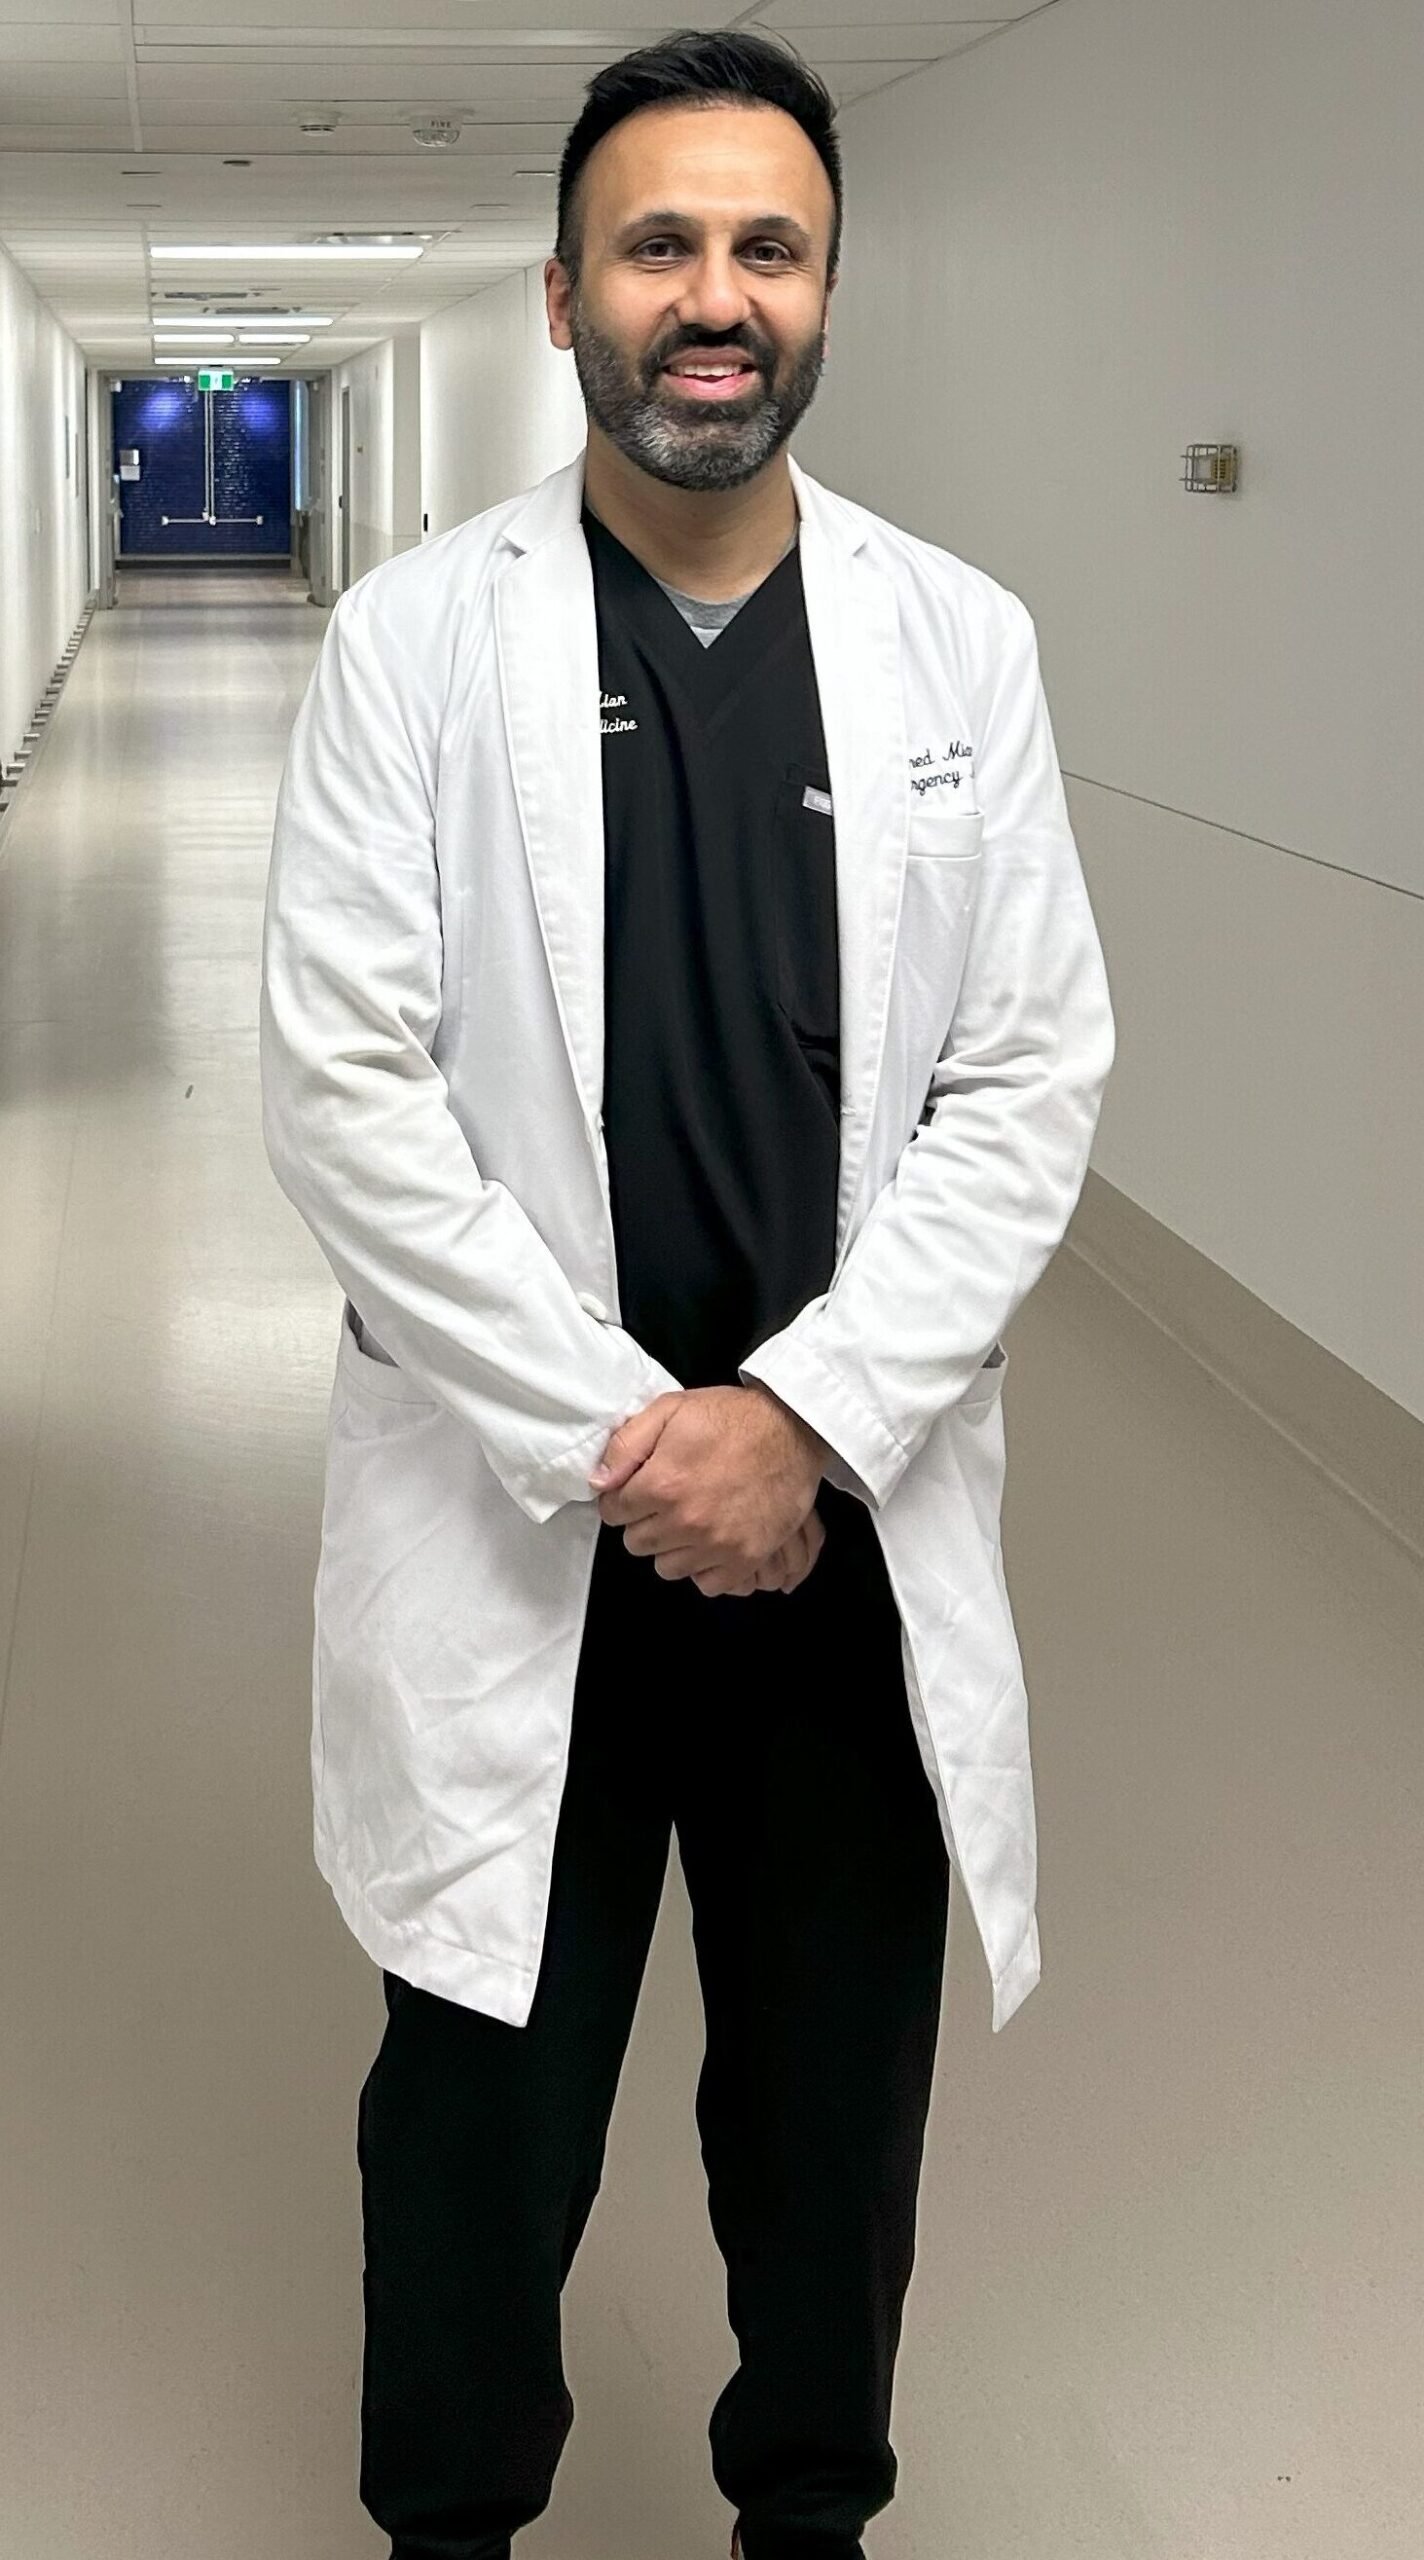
[773,1525,804,1587]
[589,1393,681,1494]
[774,1520,820,1593]
[650,1544,731,1582]
[621,1513,690,1555]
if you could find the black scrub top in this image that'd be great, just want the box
[584,503,843,1393]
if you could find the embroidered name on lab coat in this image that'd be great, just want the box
[908,739,974,798]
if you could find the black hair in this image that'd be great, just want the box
[556,28,843,285]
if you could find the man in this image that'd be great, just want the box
[260,29,1115,2560]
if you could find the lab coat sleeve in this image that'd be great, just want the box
[738,591,1116,1509]
[259,578,682,1526]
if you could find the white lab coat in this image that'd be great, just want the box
[260,449,1115,2035]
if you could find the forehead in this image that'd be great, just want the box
[580,99,835,237]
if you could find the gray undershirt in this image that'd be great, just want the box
[653,529,800,646]
[653,579,754,646]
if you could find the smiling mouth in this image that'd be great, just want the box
[659,357,762,403]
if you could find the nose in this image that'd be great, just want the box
[673,244,755,339]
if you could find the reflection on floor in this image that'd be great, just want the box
[114,561,315,610]
[0,575,1419,2559]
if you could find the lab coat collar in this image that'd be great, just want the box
[499,445,871,561]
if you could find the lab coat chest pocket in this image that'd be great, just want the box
[890,808,985,1104]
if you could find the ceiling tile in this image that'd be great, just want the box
[758,2,1026,24]
[0,0,123,21]
[1,68,129,99]
[136,2,733,29]
[785,21,1008,62]
[2,25,125,58]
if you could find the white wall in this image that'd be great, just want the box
[0,240,89,777]
[796,0,1422,1419]
[420,265,584,536]
[328,327,423,588]
[399,0,1421,1419]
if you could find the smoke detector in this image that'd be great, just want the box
[412,119,461,150]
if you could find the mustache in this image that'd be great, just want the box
[644,325,777,383]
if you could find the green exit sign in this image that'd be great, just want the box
[197,367,235,392]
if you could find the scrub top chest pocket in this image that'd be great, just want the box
[772,762,840,1046]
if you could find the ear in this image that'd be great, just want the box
[545,257,574,352]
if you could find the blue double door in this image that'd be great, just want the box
[114,378,292,557]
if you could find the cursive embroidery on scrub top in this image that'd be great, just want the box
[600,689,639,736]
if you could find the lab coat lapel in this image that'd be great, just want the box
[495,466,606,1134]
[492,453,908,1221]
[791,460,908,1253]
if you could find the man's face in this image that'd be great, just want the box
[548,100,837,493]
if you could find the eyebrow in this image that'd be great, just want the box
[613,210,814,253]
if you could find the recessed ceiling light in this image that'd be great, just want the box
[237,333,309,345]
[151,244,424,261]
[153,329,234,342]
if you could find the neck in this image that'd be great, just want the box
[581,426,798,601]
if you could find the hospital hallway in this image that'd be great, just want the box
[0,566,1419,2560]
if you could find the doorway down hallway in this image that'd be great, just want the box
[0,576,1420,2560]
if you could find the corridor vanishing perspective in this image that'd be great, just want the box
[0,570,1419,2557]
[2,4,1423,2555]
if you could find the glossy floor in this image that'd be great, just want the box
[1,569,1419,2559]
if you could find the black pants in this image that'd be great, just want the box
[357,1485,951,2560]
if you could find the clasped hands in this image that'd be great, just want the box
[588,1383,830,1598]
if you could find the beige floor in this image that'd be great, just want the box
[1,570,1419,2560]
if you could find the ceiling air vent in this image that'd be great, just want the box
[317,229,432,246]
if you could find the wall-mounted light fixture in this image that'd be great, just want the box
[1182,442,1240,494]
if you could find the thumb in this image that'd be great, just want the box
[589,1392,681,1491]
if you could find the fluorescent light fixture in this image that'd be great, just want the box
[150,244,423,262]
[155,312,335,327]
[153,357,247,368]
[152,328,234,343]
[237,332,310,345]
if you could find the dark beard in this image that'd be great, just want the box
[567,305,826,492]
